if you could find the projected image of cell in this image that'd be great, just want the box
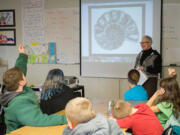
[94,10,139,50]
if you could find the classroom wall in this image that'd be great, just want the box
[0,0,180,101]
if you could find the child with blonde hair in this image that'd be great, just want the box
[112,100,163,135]
[63,97,123,135]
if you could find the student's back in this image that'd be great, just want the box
[63,113,123,135]
[112,100,163,135]
[40,85,74,114]
[124,69,148,101]
[2,86,65,133]
[40,69,74,115]
[124,85,148,101]
[116,104,163,135]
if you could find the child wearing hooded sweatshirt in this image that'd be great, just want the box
[0,45,67,134]
[63,97,123,135]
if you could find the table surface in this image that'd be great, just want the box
[6,125,67,135]
[6,110,66,135]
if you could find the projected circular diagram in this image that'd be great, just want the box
[94,10,139,50]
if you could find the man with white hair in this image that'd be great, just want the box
[134,35,162,99]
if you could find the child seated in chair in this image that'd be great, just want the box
[147,68,180,128]
[63,97,123,135]
[0,45,67,134]
[40,68,74,115]
[124,69,148,101]
[112,100,163,135]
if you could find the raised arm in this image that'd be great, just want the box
[15,45,28,76]
[146,88,165,113]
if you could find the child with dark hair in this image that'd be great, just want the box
[112,100,163,135]
[40,68,74,114]
[124,69,148,101]
[0,45,67,133]
[147,76,180,128]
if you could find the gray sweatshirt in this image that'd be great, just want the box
[63,113,123,135]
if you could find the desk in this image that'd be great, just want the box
[31,85,85,97]
[6,125,67,135]
[7,123,127,135]
[71,85,85,97]
[6,110,66,135]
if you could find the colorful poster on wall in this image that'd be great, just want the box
[22,0,56,64]
[0,29,16,45]
[25,42,56,64]
[0,10,15,27]
[49,42,56,64]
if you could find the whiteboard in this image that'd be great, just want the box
[45,8,80,64]
[163,4,180,66]
[22,0,80,64]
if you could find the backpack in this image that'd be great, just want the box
[164,114,180,129]
[162,125,180,135]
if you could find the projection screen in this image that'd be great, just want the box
[80,0,162,78]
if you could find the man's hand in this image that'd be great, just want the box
[18,44,26,54]
[138,66,144,71]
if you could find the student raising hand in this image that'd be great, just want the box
[147,77,180,128]
[18,44,26,54]
[146,88,165,113]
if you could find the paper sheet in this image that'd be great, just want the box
[137,69,148,85]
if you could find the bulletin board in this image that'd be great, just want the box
[162,4,180,66]
[22,0,80,64]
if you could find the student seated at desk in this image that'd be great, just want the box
[63,97,123,135]
[124,69,148,101]
[146,75,180,128]
[40,68,74,115]
[112,100,163,135]
[0,45,67,134]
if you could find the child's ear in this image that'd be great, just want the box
[19,80,26,86]
[19,80,24,86]
[92,111,95,117]
[67,118,74,129]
